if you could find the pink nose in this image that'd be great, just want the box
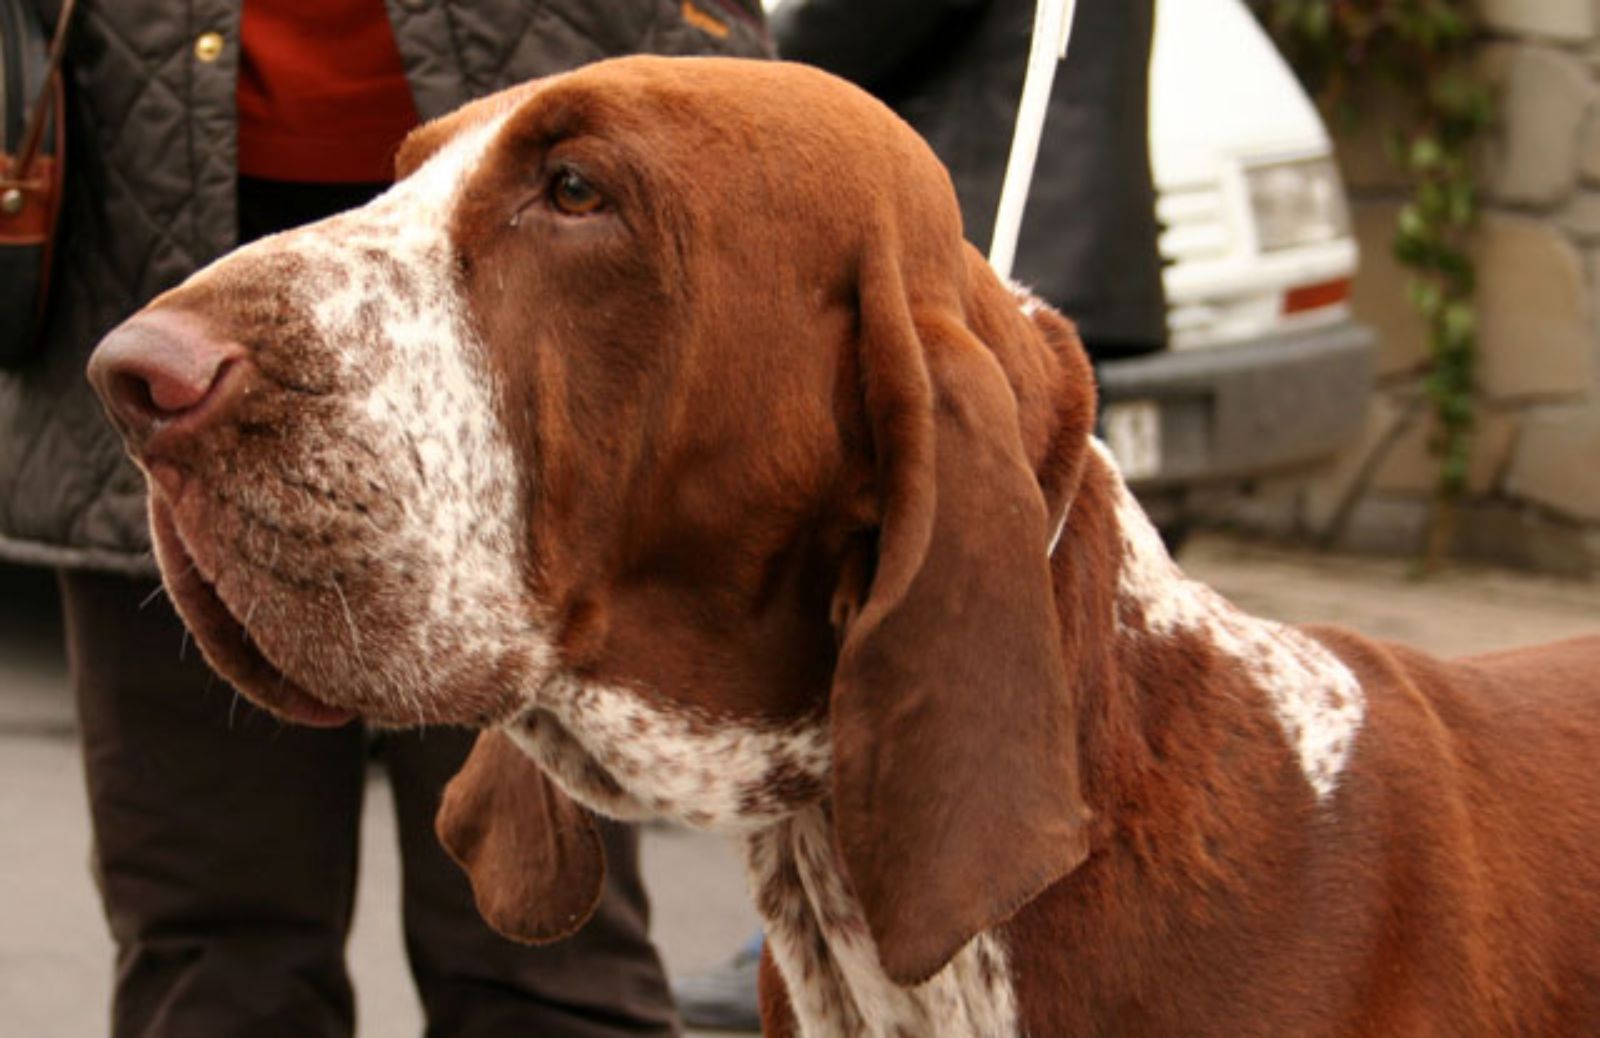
[88,310,247,451]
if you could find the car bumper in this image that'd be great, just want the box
[1095,318,1375,488]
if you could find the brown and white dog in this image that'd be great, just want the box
[88,58,1600,1037]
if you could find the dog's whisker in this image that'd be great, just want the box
[329,577,367,671]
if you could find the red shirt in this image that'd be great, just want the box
[236,0,421,183]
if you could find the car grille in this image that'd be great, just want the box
[1157,183,1232,265]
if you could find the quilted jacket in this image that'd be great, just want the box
[0,0,768,573]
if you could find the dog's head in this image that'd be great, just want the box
[89,57,1096,984]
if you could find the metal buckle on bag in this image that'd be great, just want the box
[0,161,49,214]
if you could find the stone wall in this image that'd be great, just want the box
[1226,0,1600,575]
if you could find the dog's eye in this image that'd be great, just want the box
[551,169,605,216]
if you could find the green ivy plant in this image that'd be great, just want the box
[1247,0,1492,569]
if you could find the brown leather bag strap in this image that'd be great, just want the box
[8,0,77,182]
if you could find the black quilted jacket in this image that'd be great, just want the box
[0,0,768,573]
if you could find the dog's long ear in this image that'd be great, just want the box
[436,729,606,944]
[830,246,1093,986]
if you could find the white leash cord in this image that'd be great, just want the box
[988,0,1079,281]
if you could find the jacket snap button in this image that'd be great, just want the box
[194,31,225,63]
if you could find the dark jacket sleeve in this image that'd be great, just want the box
[770,0,983,88]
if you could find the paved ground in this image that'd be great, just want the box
[3,535,1597,1036]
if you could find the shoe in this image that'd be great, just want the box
[672,941,762,1032]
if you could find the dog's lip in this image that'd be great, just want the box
[150,498,358,729]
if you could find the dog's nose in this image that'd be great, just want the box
[88,310,247,451]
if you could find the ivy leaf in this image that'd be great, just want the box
[1249,0,1488,554]
[1408,278,1445,318]
[1409,134,1445,173]
[1438,300,1476,349]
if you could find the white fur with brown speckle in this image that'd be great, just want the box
[744,808,1020,1038]
[1090,439,1365,799]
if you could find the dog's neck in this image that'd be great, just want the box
[742,442,1366,1034]
[741,806,1022,1037]
[1066,441,1364,810]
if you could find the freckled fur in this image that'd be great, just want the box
[744,809,1020,1038]
[144,109,550,727]
[507,679,829,831]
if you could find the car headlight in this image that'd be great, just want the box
[1244,158,1350,253]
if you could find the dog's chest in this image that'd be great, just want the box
[743,809,1019,1037]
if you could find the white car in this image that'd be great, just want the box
[1101,0,1371,502]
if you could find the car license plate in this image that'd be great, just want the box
[1102,400,1162,480]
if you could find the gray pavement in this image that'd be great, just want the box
[2,534,1597,1036]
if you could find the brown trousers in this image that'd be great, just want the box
[61,569,677,1037]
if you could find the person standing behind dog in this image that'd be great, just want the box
[0,2,768,1036]
[771,0,1165,360]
